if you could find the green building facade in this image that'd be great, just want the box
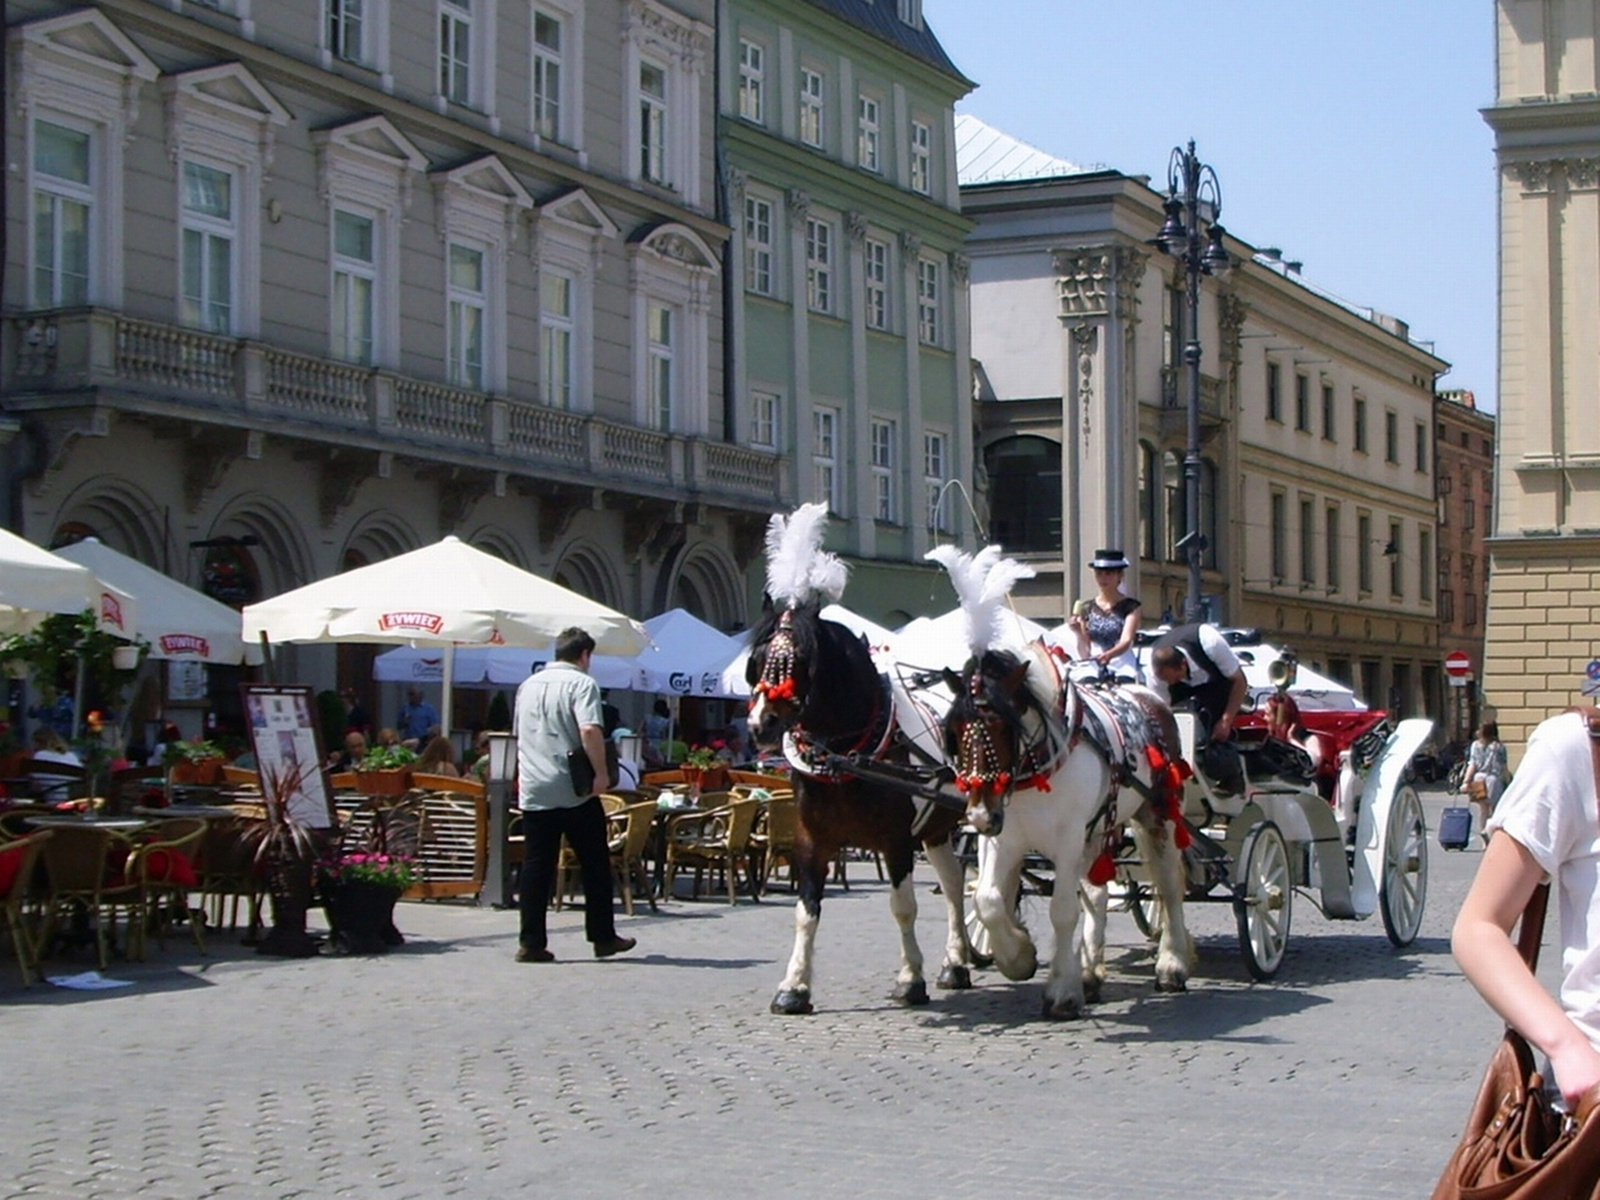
[718,0,975,625]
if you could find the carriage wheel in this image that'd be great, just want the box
[1380,785,1428,947]
[1234,820,1292,980]
[1113,867,1162,941]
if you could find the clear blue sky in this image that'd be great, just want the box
[924,1,1499,409]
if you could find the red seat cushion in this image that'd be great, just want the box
[0,845,24,896]
[142,849,198,887]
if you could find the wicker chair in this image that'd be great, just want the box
[126,819,207,958]
[197,814,265,935]
[37,825,141,969]
[0,830,53,985]
[664,797,760,904]
[749,792,799,895]
[610,801,659,916]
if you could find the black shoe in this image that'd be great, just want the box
[515,946,555,963]
[592,936,636,959]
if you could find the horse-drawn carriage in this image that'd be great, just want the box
[743,508,1429,1017]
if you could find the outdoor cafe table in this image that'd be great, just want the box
[23,815,150,831]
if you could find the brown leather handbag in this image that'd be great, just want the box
[1431,709,1600,1200]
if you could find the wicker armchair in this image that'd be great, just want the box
[610,801,659,916]
[37,825,141,969]
[125,819,207,958]
[0,830,53,985]
[748,793,799,895]
[663,797,760,904]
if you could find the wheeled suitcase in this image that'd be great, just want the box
[1438,805,1474,851]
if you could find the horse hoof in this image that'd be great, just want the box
[1042,996,1083,1021]
[892,980,931,1006]
[1081,976,1102,1004]
[1154,975,1188,994]
[770,989,814,1015]
[936,964,973,991]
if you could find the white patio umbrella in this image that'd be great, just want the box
[371,644,548,687]
[54,538,262,664]
[591,608,745,698]
[243,536,648,734]
[712,604,896,698]
[896,606,1049,671]
[0,526,136,638]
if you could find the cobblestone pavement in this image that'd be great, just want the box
[0,784,1523,1199]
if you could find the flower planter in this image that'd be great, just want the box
[354,768,412,796]
[322,879,404,955]
[171,757,225,786]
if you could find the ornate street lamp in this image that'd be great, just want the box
[1155,140,1232,622]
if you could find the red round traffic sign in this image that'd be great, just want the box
[1445,650,1472,678]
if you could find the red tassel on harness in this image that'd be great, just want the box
[1031,773,1051,792]
[1088,850,1117,886]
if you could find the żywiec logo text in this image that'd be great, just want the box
[100,592,125,631]
[159,634,211,657]
[379,611,445,635]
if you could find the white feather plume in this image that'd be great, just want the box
[926,544,1036,657]
[764,503,848,608]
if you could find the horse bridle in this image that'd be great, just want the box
[953,669,1058,802]
[753,608,799,703]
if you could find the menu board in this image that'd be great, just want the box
[240,684,335,830]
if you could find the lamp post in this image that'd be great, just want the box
[1155,140,1232,622]
[482,731,518,908]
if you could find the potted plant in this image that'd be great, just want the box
[244,756,332,958]
[354,744,418,795]
[317,849,414,955]
[681,743,729,797]
[164,738,228,785]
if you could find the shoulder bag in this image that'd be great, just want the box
[1431,708,1600,1200]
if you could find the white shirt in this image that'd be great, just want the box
[1489,711,1600,1050]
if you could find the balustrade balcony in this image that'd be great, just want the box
[4,308,785,509]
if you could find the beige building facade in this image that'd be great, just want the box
[1484,0,1600,746]
[961,119,1446,716]
[2,1,778,726]
[1435,389,1495,743]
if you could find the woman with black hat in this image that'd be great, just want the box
[1066,549,1143,683]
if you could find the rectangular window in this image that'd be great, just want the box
[446,241,485,388]
[1321,382,1336,441]
[743,196,772,295]
[648,303,673,429]
[1358,512,1373,592]
[1385,410,1399,463]
[799,69,824,148]
[32,120,93,308]
[1415,420,1429,473]
[738,39,765,124]
[640,60,668,183]
[331,209,375,364]
[806,217,832,313]
[1266,362,1281,422]
[1270,491,1287,581]
[532,10,563,141]
[864,238,889,330]
[540,270,573,409]
[857,95,880,172]
[870,417,896,522]
[924,431,948,531]
[917,258,940,345]
[813,406,838,511]
[440,0,472,105]
[1299,497,1315,585]
[1325,504,1341,592]
[1465,593,1478,627]
[1388,519,1403,596]
[909,120,931,195]
[1440,589,1454,623]
[1294,373,1310,431]
[180,160,235,334]
[750,390,778,450]
[328,0,365,63]
[1463,497,1475,530]
[1419,527,1433,601]
[1354,395,1368,452]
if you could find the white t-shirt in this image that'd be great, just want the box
[1488,710,1600,1050]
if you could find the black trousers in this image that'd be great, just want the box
[518,797,617,951]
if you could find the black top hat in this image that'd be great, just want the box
[1088,549,1130,571]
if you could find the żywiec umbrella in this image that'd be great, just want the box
[243,536,647,733]
[0,527,135,637]
[54,538,261,664]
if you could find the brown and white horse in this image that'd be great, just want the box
[746,599,977,1015]
[943,645,1196,1018]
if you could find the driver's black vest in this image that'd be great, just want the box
[1156,624,1233,729]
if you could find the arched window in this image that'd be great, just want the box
[1162,451,1184,563]
[1138,442,1157,560]
[984,436,1061,553]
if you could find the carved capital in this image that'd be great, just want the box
[845,210,869,245]
[1507,158,1553,194]
[317,452,375,529]
[785,188,811,220]
[621,498,685,565]
[1054,244,1146,319]
[948,250,970,284]
[726,166,747,204]
[899,230,923,258]
[23,409,112,499]
[531,481,595,549]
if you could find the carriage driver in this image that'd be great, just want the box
[1149,622,1250,793]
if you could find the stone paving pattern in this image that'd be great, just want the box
[0,785,1530,1198]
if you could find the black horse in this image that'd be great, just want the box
[745,599,975,1015]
